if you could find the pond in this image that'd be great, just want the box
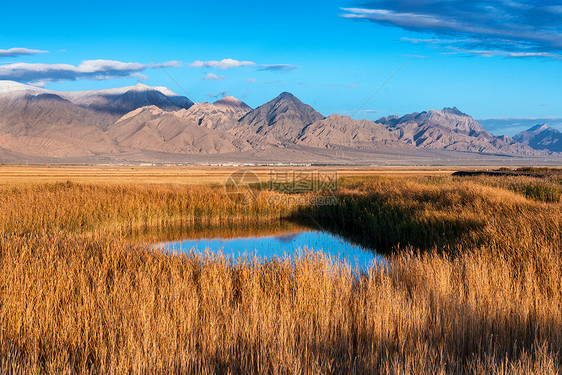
[152,221,385,270]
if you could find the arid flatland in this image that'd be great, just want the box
[0,165,521,185]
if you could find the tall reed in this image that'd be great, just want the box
[0,175,559,373]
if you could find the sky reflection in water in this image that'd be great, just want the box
[156,230,385,270]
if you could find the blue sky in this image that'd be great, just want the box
[2,0,562,135]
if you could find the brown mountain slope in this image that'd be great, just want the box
[107,106,251,154]
[237,92,324,145]
[378,107,547,156]
[173,98,250,131]
[297,114,406,149]
[0,81,194,133]
[170,99,275,150]
[514,124,562,153]
[0,93,119,157]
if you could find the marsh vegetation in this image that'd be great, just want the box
[0,170,560,374]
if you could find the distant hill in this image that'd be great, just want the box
[377,107,546,156]
[514,124,562,153]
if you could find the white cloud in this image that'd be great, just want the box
[189,58,256,69]
[203,73,227,80]
[189,58,299,72]
[0,59,181,84]
[246,78,257,83]
[399,37,562,59]
[131,72,149,81]
[0,48,48,58]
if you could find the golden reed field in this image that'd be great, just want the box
[0,166,560,374]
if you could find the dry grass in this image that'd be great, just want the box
[0,182,295,236]
[0,172,560,374]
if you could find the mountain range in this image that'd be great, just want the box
[377,107,543,156]
[513,124,562,153]
[0,80,559,165]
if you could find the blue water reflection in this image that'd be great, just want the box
[156,230,385,270]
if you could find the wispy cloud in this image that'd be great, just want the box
[340,109,378,116]
[342,1,562,59]
[0,48,48,58]
[203,73,227,80]
[189,59,256,69]
[257,64,299,72]
[207,90,229,99]
[0,59,181,85]
[190,58,299,72]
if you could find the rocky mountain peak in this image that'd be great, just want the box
[514,124,562,153]
[441,107,466,116]
[527,123,551,132]
[237,92,324,143]
[213,96,252,113]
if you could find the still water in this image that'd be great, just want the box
[154,225,384,270]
